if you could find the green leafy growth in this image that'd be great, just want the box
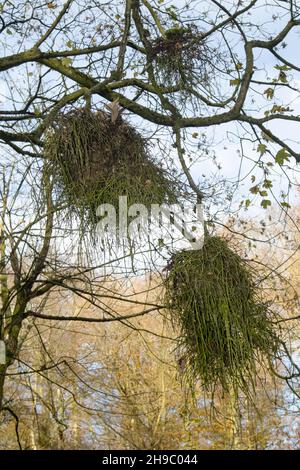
[164,236,279,396]
[230,78,241,86]
[257,143,267,155]
[264,88,274,100]
[44,109,179,232]
[165,6,178,20]
[275,148,290,165]
[278,71,287,83]
[250,185,259,194]
[274,64,291,71]
[261,199,272,209]
[263,179,273,189]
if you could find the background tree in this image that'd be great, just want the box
[0,0,300,449]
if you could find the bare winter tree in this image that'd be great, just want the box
[0,0,300,448]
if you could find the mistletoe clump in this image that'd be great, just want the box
[151,25,211,88]
[45,108,178,229]
[164,236,280,395]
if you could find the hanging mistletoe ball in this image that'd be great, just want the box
[44,108,178,228]
[151,24,212,88]
[164,236,280,395]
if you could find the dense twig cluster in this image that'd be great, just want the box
[151,25,211,87]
